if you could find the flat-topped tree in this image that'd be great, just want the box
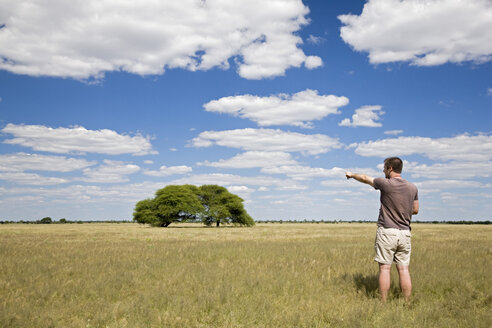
[133,185,204,227]
[198,185,254,227]
[133,184,254,227]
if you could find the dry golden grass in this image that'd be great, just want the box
[0,223,490,327]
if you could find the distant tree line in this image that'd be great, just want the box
[0,218,131,224]
[1,216,490,226]
[258,219,491,225]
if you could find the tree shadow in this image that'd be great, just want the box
[353,273,379,298]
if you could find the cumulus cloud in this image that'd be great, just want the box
[227,185,256,194]
[143,165,192,177]
[198,151,298,169]
[0,181,167,205]
[169,173,307,191]
[0,0,321,80]
[339,105,384,127]
[0,172,69,185]
[339,0,492,66]
[353,133,492,161]
[415,179,491,191]
[204,89,348,128]
[1,124,155,155]
[0,152,96,172]
[307,35,325,45]
[304,55,323,69]
[226,185,256,201]
[263,165,380,181]
[261,165,345,181]
[405,161,492,179]
[191,128,342,155]
[384,130,404,136]
[80,160,140,183]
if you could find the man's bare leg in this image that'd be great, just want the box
[378,263,391,302]
[396,264,412,302]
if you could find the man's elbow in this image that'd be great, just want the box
[412,201,419,215]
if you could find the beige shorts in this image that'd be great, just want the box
[374,226,412,266]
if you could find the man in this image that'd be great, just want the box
[345,157,418,303]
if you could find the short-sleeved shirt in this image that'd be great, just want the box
[373,177,418,230]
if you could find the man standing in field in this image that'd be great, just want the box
[345,157,419,303]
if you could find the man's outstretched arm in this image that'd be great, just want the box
[345,172,375,187]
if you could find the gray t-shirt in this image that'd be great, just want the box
[373,177,418,230]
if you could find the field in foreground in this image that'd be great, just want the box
[0,223,490,328]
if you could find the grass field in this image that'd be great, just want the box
[0,223,490,327]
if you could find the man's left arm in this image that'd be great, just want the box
[412,200,419,215]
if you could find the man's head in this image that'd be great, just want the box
[383,157,403,178]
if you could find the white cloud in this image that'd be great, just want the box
[143,165,192,177]
[198,151,298,169]
[307,35,325,45]
[339,105,384,127]
[143,160,154,165]
[2,124,155,155]
[261,165,345,180]
[264,165,380,181]
[0,152,96,172]
[0,181,165,205]
[339,0,492,66]
[80,160,140,183]
[405,161,492,179]
[415,180,492,200]
[227,185,255,193]
[0,0,321,80]
[226,185,256,200]
[304,56,323,69]
[384,130,403,136]
[353,133,492,161]
[488,88,492,95]
[191,128,342,155]
[0,172,69,185]
[169,173,307,191]
[204,89,348,128]
[415,179,491,191]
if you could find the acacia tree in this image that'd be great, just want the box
[133,185,203,227]
[133,198,158,225]
[39,217,52,224]
[198,185,254,227]
[133,184,254,227]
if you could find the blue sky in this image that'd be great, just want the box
[0,0,491,221]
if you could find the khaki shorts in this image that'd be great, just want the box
[374,227,411,266]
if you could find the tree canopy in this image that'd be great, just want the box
[198,185,254,227]
[133,184,254,227]
[38,217,52,224]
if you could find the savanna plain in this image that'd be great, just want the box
[0,223,490,328]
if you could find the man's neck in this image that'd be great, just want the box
[389,172,402,179]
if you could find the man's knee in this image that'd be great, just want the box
[396,265,411,280]
[379,263,391,272]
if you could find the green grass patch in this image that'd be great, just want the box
[0,223,490,327]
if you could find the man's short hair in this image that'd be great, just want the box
[384,157,403,173]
